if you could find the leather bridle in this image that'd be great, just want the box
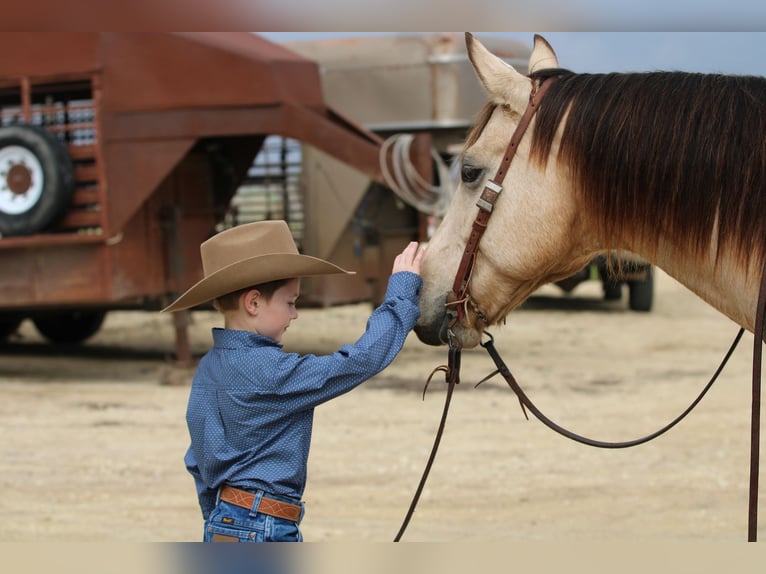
[395,74,764,542]
[443,76,557,335]
[395,75,556,542]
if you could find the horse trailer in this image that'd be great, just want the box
[0,32,432,361]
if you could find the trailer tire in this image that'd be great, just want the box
[0,125,75,236]
[33,310,106,345]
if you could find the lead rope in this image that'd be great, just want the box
[393,333,461,542]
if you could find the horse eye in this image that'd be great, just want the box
[461,164,483,185]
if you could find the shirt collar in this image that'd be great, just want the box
[211,327,283,349]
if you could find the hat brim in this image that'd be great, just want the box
[161,253,354,312]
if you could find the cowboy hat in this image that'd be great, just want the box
[162,220,354,312]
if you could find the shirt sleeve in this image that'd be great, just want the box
[240,270,422,411]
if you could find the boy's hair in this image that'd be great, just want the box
[213,278,292,313]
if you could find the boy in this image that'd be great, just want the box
[162,219,424,542]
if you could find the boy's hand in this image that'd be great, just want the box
[392,241,425,276]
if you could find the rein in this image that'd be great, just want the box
[478,329,745,448]
[749,260,766,541]
[478,271,765,541]
[394,73,765,542]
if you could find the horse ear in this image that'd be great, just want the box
[529,34,559,74]
[465,32,529,107]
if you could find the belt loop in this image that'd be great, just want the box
[248,490,264,517]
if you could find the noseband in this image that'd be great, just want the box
[444,76,557,339]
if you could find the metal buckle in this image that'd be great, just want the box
[485,179,502,193]
[476,179,502,212]
[476,197,494,212]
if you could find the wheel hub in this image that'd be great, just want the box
[0,145,44,215]
[6,163,32,195]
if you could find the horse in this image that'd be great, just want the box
[415,33,766,349]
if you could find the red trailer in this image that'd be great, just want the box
[0,32,420,362]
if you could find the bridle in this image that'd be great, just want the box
[443,76,557,336]
[395,74,764,542]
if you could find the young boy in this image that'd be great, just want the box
[162,219,424,542]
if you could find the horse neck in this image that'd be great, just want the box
[637,238,760,334]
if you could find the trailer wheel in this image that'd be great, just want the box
[33,310,106,345]
[0,125,75,236]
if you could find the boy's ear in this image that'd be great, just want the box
[242,288,260,315]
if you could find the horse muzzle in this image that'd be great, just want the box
[414,294,484,348]
[414,317,446,346]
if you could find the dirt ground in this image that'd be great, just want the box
[0,269,763,543]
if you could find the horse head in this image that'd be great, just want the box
[415,34,596,347]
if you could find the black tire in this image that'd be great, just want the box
[33,310,106,345]
[628,268,654,312]
[0,125,75,236]
[602,279,623,301]
[0,313,24,341]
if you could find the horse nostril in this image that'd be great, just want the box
[414,323,444,347]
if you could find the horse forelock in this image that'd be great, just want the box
[528,70,766,275]
[462,101,497,159]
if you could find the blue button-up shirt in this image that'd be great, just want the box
[184,271,422,518]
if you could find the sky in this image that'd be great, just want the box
[259,32,766,76]
[5,1,766,37]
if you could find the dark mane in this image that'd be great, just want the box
[528,70,766,272]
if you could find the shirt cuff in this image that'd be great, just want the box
[386,271,422,303]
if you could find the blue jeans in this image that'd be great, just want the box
[203,489,304,542]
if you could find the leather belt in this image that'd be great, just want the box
[219,485,302,522]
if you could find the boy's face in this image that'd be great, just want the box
[252,278,300,343]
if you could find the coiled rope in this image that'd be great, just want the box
[380,133,455,217]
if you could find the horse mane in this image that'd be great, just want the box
[525,69,766,273]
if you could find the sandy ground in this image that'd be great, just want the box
[0,269,763,543]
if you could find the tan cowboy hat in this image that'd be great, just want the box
[161,220,354,313]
